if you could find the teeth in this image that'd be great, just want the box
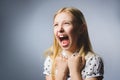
[58,35,68,42]
[59,35,64,37]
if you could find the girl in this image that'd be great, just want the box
[43,7,104,80]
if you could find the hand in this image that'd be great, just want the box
[68,54,85,75]
[55,55,69,80]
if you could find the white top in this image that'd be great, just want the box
[43,52,104,80]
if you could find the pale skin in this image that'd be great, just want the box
[45,12,102,80]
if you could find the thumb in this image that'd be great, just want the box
[82,56,86,66]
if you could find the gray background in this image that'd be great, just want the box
[0,0,120,80]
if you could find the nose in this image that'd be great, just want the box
[58,27,64,33]
[57,25,64,33]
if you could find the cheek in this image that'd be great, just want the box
[70,28,78,41]
[69,28,77,36]
[53,28,57,35]
[53,29,58,40]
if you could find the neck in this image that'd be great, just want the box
[62,49,79,58]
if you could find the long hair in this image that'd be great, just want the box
[45,7,93,79]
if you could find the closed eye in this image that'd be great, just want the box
[53,23,58,27]
[63,21,72,26]
[64,22,70,25]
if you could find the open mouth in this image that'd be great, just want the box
[58,35,70,47]
[59,35,68,41]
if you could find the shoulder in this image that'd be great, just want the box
[82,52,104,79]
[44,56,52,63]
[44,56,52,67]
[85,52,103,64]
[43,56,52,75]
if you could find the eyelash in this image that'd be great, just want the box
[53,24,58,27]
[64,22,70,24]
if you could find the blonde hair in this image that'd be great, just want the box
[45,7,93,79]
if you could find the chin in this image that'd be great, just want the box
[60,45,71,51]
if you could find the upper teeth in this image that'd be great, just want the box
[59,35,64,37]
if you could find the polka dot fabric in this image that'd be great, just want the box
[81,54,104,79]
[43,53,104,79]
[43,56,52,75]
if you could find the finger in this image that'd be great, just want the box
[76,54,81,59]
[71,54,76,58]
[59,54,63,58]
[82,57,86,65]
[77,53,81,57]
[62,56,68,61]
[79,56,82,63]
[55,56,62,63]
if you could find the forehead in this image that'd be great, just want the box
[54,12,74,22]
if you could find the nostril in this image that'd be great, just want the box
[58,28,64,33]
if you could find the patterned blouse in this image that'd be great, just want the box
[43,52,104,80]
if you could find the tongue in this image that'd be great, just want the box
[61,39,69,46]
